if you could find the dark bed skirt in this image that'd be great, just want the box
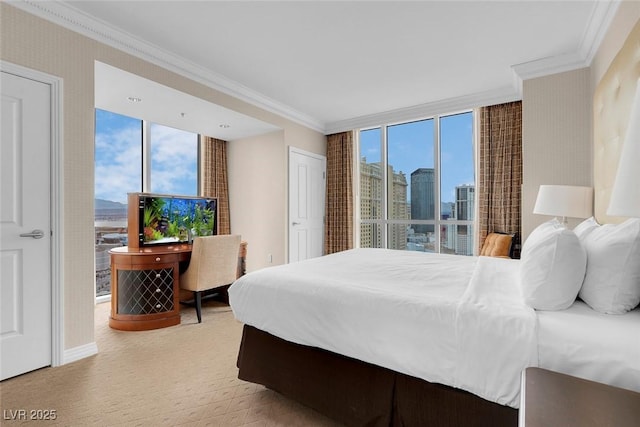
[236,325,518,427]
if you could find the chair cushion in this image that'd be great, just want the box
[480,232,513,258]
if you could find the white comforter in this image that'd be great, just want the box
[229,248,537,408]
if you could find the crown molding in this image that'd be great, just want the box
[8,0,326,133]
[512,0,619,82]
[8,0,619,135]
[579,0,620,65]
[325,86,520,135]
[511,52,589,82]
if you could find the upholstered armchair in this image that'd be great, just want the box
[180,234,241,323]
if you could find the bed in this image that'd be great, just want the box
[228,18,640,427]
[231,251,525,426]
[229,247,640,426]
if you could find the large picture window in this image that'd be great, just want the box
[149,123,198,196]
[358,111,475,255]
[94,109,200,298]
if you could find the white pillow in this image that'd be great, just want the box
[520,219,586,310]
[578,218,640,314]
[573,216,600,240]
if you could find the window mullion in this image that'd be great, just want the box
[354,131,361,248]
[381,125,388,249]
[142,120,151,192]
[434,116,441,253]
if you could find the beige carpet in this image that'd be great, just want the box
[0,301,342,426]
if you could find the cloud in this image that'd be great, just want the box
[95,122,142,204]
[149,124,198,195]
[95,113,198,204]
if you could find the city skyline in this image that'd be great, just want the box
[360,111,474,204]
[359,156,475,254]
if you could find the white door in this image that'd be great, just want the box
[289,148,326,263]
[1,71,52,380]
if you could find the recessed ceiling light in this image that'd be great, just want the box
[127,96,142,103]
[219,124,230,129]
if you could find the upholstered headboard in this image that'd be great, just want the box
[593,19,640,224]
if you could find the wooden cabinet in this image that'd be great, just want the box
[109,245,191,331]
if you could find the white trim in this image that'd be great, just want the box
[325,86,519,135]
[353,131,361,249]
[96,294,111,305]
[579,0,621,66]
[9,0,324,133]
[511,52,589,82]
[512,0,620,82]
[63,342,98,365]
[288,145,327,163]
[0,60,65,367]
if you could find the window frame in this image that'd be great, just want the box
[355,109,477,254]
[94,108,202,302]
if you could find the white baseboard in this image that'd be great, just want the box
[96,294,111,304]
[63,342,98,365]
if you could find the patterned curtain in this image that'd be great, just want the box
[325,131,354,254]
[202,136,231,235]
[478,101,523,257]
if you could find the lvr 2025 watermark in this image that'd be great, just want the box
[3,409,57,421]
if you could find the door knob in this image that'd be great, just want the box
[292,222,301,226]
[19,229,45,239]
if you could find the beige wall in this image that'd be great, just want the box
[521,68,592,239]
[521,5,640,240]
[227,127,326,272]
[228,131,287,271]
[0,3,325,353]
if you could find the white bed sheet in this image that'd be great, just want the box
[230,249,475,386]
[537,300,640,393]
[229,248,536,408]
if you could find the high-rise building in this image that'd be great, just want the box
[360,158,383,248]
[456,184,475,221]
[360,158,409,249]
[410,168,435,235]
[388,170,409,250]
[455,184,475,255]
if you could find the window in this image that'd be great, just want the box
[94,109,200,298]
[149,123,198,196]
[358,111,475,255]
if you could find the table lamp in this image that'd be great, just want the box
[533,185,593,226]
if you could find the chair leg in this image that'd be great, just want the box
[194,291,202,323]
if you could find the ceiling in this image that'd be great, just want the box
[94,62,280,141]
[14,1,618,136]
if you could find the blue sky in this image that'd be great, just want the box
[360,111,474,203]
[95,109,198,205]
[96,109,473,206]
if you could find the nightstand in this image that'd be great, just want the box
[519,367,640,427]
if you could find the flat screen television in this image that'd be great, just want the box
[127,193,217,248]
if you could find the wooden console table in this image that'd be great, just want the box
[109,241,247,331]
[109,244,192,331]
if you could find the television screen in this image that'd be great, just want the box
[134,193,217,246]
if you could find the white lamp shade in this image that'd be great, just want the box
[533,185,593,219]
[608,79,640,217]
